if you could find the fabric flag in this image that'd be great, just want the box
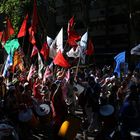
[0,31,3,41]
[4,39,19,56]
[67,30,81,47]
[67,16,81,47]
[31,45,38,57]
[17,14,28,38]
[80,32,88,64]
[43,66,53,82]
[53,51,70,68]
[1,17,15,45]
[67,16,74,36]
[64,69,70,82]
[86,38,94,55]
[12,50,25,72]
[66,45,80,58]
[27,64,36,81]
[49,28,63,59]
[28,0,38,45]
[38,52,44,78]
[114,51,126,77]
[31,0,38,33]
[28,27,36,45]
[130,44,140,55]
[40,42,49,61]
[47,36,53,46]
[2,51,13,77]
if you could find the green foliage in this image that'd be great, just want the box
[0,0,30,35]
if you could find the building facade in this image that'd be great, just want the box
[55,0,140,64]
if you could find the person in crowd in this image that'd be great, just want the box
[85,75,101,133]
[119,83,140,140]
[0,75,7,100]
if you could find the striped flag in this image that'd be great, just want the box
[2,51,13,77]
[38,52,44,78]
[27,64,36,81]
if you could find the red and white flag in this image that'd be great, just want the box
[80,31,88,64]
[38,52,44,79]
[27,64,36,81]
[64,69,70,83]
[49,28,63,59]
[43,66,53,82]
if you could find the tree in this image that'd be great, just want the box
[0,0,31,35]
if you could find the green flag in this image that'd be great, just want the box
[4,39,20,56]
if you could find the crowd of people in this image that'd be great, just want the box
[0,64,140,140]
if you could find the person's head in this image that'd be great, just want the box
[0,75,4,83]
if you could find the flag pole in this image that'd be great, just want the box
[74,56,81,82]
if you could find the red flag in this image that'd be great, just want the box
[28,0,38,45]
[0,31,3,41]
[31,0,38,33]
[86,39,94,55]
[31,45,38,57]
[1,17,15,44]
[17,14,28,38]
[40,42,49,61]
[67,30,81,47]
[53,51,70,68]
[28,27,36,45]
[67,16,74,36]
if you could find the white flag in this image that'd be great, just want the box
[80,32,88,64]
[38,52,44,78]
[66,45,80,58]
[47,36,53,46]
[49,28,63,59]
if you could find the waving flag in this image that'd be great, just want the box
[114,51,126,77]
[38,52,44,78]
[31,45,38,57]
[27,64,36,81]
[67,16,81,47]
[49,28,63,59]
[4,39,19,56]
[43,66,53,82]
[80,32,88,64]
[47,36,53,46]
[2,51,13,77]
[17,14,28,38]
[40,42,49,61]
[86,38,94,55]
[12,50,25,72]
[66,45,80,58]
[28,0,38,45]
[1,17,15,45]
[53,51,70,68]
[67,16,74,36]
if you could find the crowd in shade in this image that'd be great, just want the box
[0,1,140,140]
[0,62,140,140]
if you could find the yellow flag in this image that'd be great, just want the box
[13,50,24,72]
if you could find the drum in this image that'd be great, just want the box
[58,115,82,140]
[0,123,19,140]
[35,103,51,124]
[99,104,116,128]
[18,108,39,128]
